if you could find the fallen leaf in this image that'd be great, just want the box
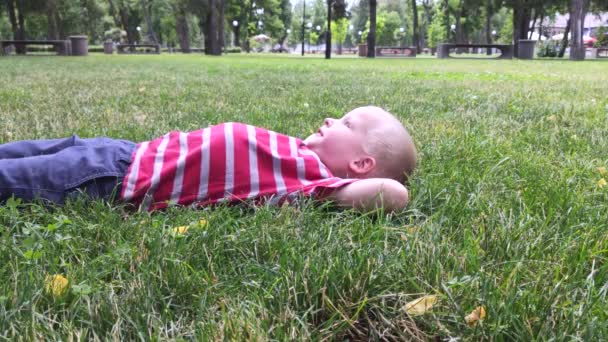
[138,86,146,92]
[598,178,607,188]
[598,167,607,176]
[547,115,557,122]
[465,306,486,327]
[404,295,438,316]
[45,274,69,297]
[173,226,189,234]
[199,219,208,228]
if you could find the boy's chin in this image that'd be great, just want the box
[303,134,321,146]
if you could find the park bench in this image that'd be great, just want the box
[437,43,513,59]
[597,47,608,58]
[1,40,70,56]
[376,46,417,58]
[116,44,161,54]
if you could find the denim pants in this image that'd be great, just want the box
[0,135,136,204]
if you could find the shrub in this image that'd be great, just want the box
[536,40,559,57]
[593,26,608,48]
[225,47,242,53]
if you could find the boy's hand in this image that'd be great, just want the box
[326,178,409,212]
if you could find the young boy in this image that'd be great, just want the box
[0,106,416,212]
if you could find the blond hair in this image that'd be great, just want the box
[362,107,417,183]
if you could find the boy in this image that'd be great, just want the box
[0,106,416,212]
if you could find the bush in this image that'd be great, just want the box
[225,47,242,53]
[594,26,608,48]
[536,40,559,57]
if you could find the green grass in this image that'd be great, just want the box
[1,54,607,340]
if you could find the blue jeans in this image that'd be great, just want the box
[0,135,136,204]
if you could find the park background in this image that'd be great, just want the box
[1,0,608,341]
[1,0,608,58]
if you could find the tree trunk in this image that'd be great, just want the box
[6,0,19,38]
[569,0,587,60]
[412,0,419,52]
[558,18,571,57]
[46,0,59,40]
[205,0,221,55]
[537,10,544,38]
[528,10,538,39]
[485,0,492,55]
[326,0,331,59]
[367,0,376,57]
[143,0,158,43]
[512,5,530,57]
[175,5,190,52]
[219,0,225,53]
[444,0,449,42]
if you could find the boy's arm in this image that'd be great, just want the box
[324,178,409,212]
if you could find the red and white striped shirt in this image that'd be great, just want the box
[120,123,357,211]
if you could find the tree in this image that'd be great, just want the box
[332,17,347,53]
[205,0,221,55]
[427,2,447,50]
[107,0,142,44]
[367,0,376,57]
[324,0,346,59]
[411,0,419,51]
[569,0,589,60]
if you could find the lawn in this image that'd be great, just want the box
[0,54,607,340]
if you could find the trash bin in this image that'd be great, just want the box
[69,35,89,56]
[103,41,114,54]
[358,44,367,57]
[517,39,536,59]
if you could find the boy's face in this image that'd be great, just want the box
[304,107,379,177]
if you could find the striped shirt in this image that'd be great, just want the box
[120,123,357,211]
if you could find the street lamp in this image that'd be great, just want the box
[450,24,456,43]
[232,20,238,27]
[136,26,141,44]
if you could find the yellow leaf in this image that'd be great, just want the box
[173,226,189,234]
[406,226,419,234]
[138,86,146,92]
[598,167,607,176]
[199,219,208,228]
[598,178,607,188]
[465,306,486,327]
[547,115,557,122]
[45,274,69,297]
[404,295,438,316]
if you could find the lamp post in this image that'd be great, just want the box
[451,24,456,43]
[136,26,141,44]
[232,20,238,47]
[399,27,405,47]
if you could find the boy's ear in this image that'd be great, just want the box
[348,156,376,176]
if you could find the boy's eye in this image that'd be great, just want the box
[344,120,351,128]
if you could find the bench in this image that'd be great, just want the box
[116,44,161,54]
[437,43,513,59]
[1,40,70,56]
[597,48,608,58]
[376,46,417,58]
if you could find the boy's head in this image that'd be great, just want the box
[304,106,417,183]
